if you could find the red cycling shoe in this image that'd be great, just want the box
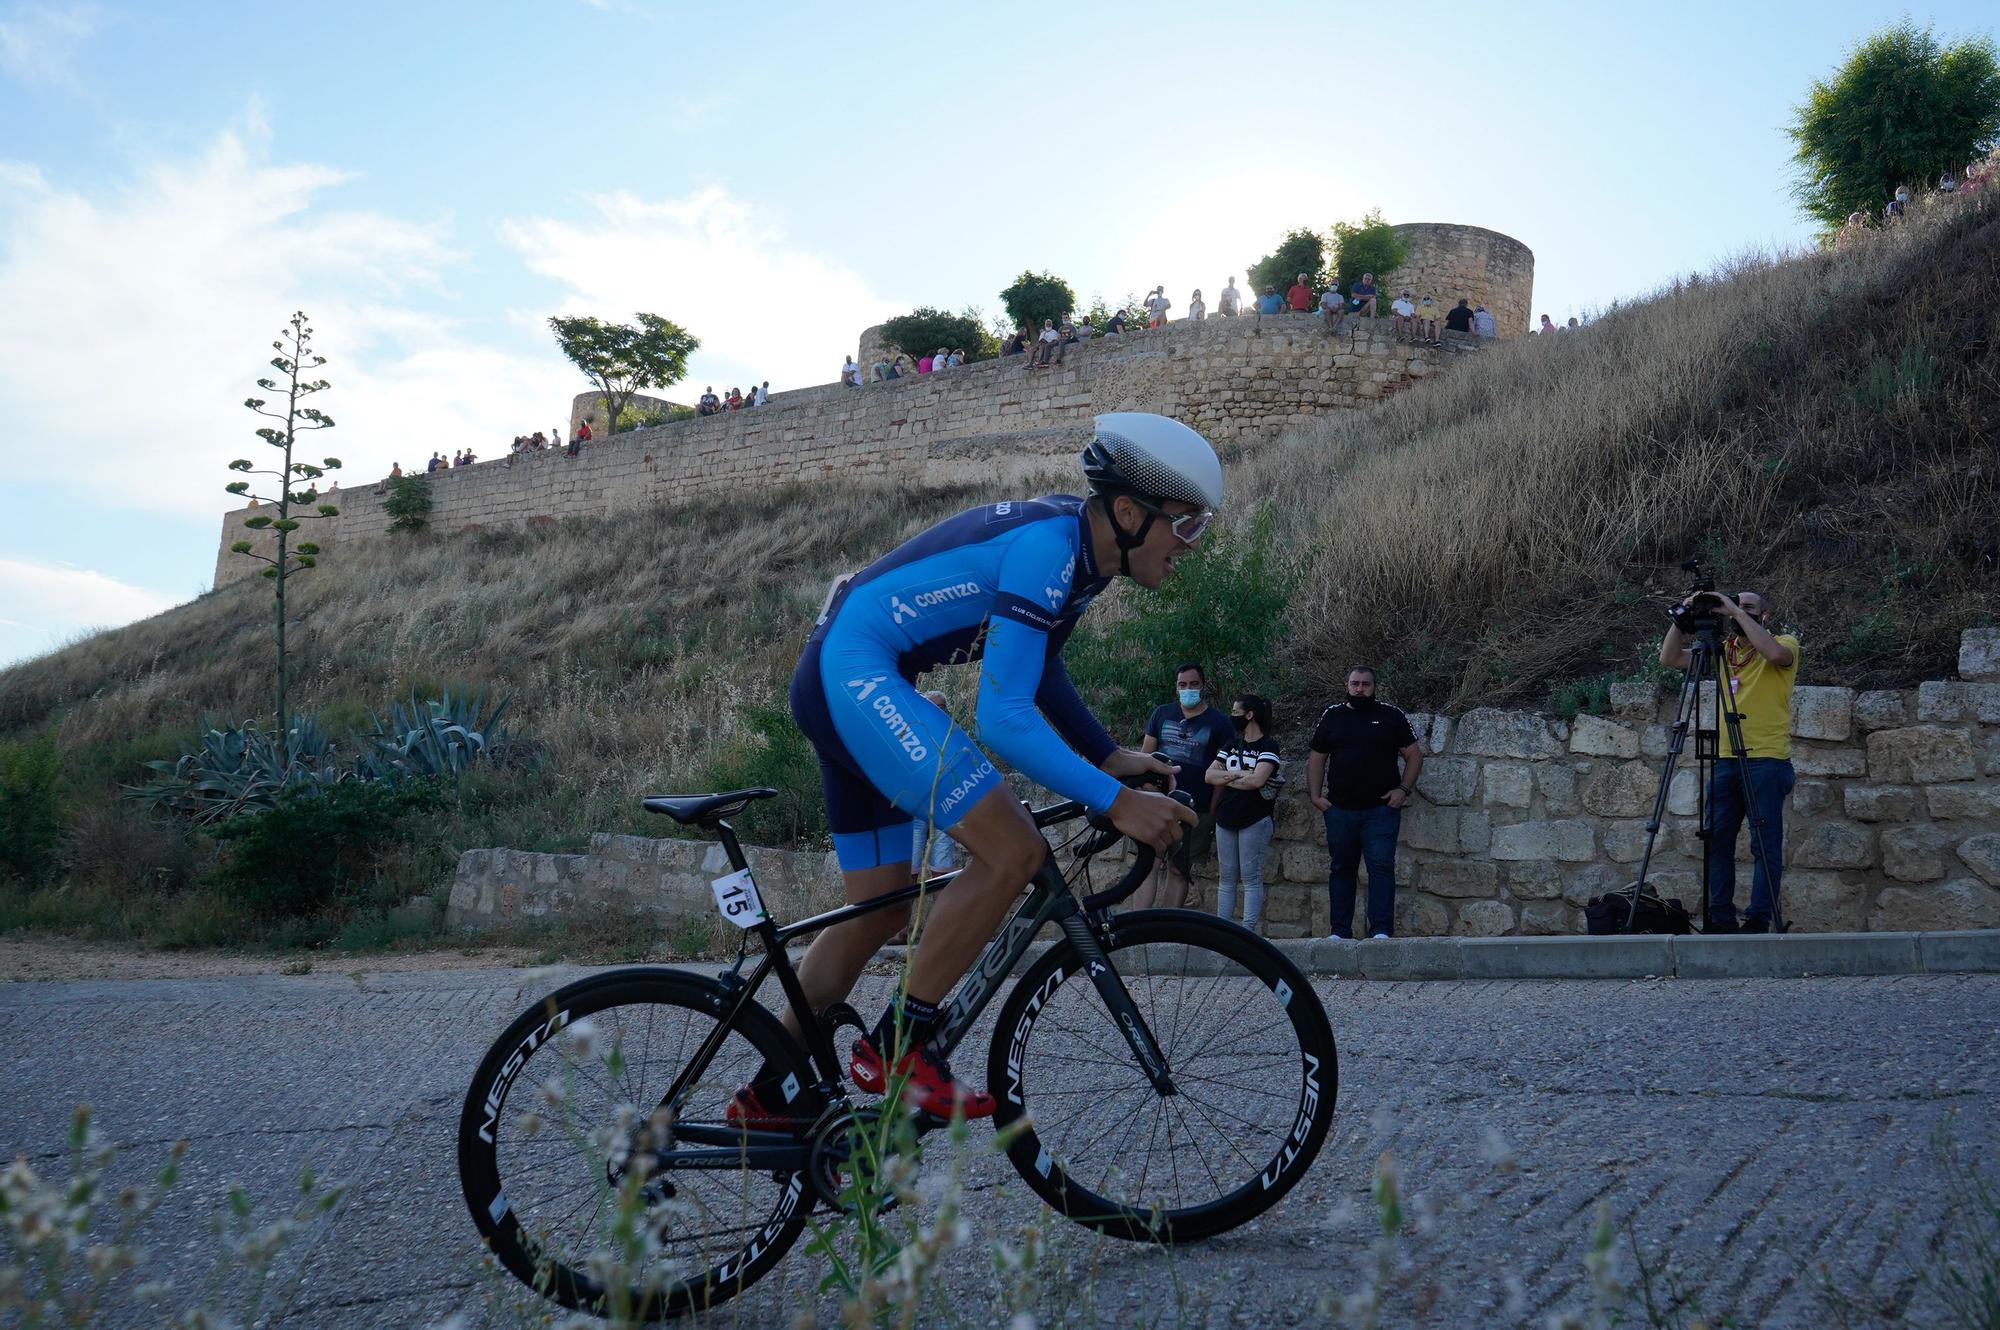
[724,1083,805,1132]
[849,1035,996,1119]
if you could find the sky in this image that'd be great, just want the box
[0,0,1990,668]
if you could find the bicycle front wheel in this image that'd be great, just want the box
[987,912,1337,1242]
[457,968,813,1320]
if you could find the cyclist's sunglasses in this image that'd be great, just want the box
[1131,497,1216,546]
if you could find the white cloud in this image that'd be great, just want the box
[0,122,577,519]
[0,556,180,665]
[0,1,99,87]
[500,186,900,398]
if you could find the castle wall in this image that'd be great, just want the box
[1380,222,1536,338]
[214,311,1473,587]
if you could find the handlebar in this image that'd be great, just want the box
[1025,782,1193,914]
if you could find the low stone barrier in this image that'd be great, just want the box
[448,629,2000,939]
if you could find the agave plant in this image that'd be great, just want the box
[129,714,345,823]
[354,687,511,781]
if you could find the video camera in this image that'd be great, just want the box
[1667,558,1728,637]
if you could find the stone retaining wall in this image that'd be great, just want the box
[215,312,1473,588]
[448,630,2000,939]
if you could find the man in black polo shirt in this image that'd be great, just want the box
[1444,298,1475,339]
[1305,666,1424,938]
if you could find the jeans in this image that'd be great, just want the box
[1705,758,1794,926]
[1216,817,1275,928]
[1325,803,1401,937]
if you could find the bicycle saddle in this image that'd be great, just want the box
[642,788,779,826]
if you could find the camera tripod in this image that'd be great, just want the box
[1625,622,1787,934]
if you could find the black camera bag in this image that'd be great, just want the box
[1585,888,1694,936]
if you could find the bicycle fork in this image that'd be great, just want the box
[1057,908,1178,1096]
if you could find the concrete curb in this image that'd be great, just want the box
[879,930,2000,981]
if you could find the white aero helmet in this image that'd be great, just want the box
[1080,412,1223,574]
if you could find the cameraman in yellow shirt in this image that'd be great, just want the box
[1660,590,1799,933]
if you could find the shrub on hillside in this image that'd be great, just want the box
[1248,229,1328,300]
[878,308,999,363]
[1331,209,1408,293]
[0,735,64,885]
[699,703,828,847]
[212,779,446,920]
[383,474,432,533]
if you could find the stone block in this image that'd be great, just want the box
[1880,825,1952,883]
[1569,714,1641,758]
[1600,820,1652,864]
[1988,732,2000,777]
[1459,808,1492,852]
[1641,725,1672,759]
[1792,741,1868,778]
[1399,804,1460,852]
[1452,708,1564,759]
[1853,690,1909,730]
[1506,861,1569,899]
[1418,756,1479,805]
[1275,796,1318,840]
[1917,681,2000,724]
[1481,762,1533,808]
[1842,785,1922,822]
[1866,726,1978,785]
[1790,780,1834,816]
[1782,870,1869,932]
[1959,833,2000,888]
[1580,762,1658,818]
[1871,880,2000,931]
[1926,783,2000,820]
[1517,901,1576,935]
[1792,820,1874,869]
[1608,680,1658,717]
[1422,858,1498,898]
[1916,932,2000,974]
[1491,819,1596,862]
[1456,899,1516,937]
[1536,763,1580,814]
[1395,893,1451,936]
[1674,933,1920,979]
[1356,938,1464,980]
[1667,769,1698,816]
[1285,843,1324,884]
[1960,627,2000,680]
[1789,686,1855,741]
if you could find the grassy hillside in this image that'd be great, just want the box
[2,191,1994,946]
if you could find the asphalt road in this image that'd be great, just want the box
[3,965,1995,1328]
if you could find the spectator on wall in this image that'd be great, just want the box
[1030,318,1061,368]
[699,386,721,415]
[554,424,565,448]
[1217,276,1242,317]
[577,419,592,442]
[870,355,891,383]
[1287,272,1314,313]
[1472,304,1497,337]
[755,381,770,406]
[1187,289,1206,320]
[727,387,744,410]
[1414,293,1444,346]
[1390,290,1417,342]
[1884,184,1911,221]
[1146,286,1172,328]
[1539,314,1559,335]
[842,356,861,386]
[1255,284,1283,316]
[389,461,403,478]
[1105,308,1129,335]
[1131,661,1234,910]
[917,352,934,374]
[889,354,909,378]
[1319,279,1346,335]
[1000,327,1027,356]
[1566,316,1582,331]
[1206,692,1282,933]
[1444,298,1475,341]
[1350,272,1378,317]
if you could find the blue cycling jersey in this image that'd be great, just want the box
[790,495,1125,868]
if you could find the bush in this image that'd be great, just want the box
[700,702,828,847]
[212,779,447,921]
[1331,208,1409,293]
[1248,228,1328,301]
[998,271,1077,332]
[0,735,64,885]
[877,307,999,364]
[383,474,433,533]
[1065,515,1300,739]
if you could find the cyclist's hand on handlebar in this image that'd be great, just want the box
[1100,747,1178,790]
[1108,785,1198,852]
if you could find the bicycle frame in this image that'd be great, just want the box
[654,798,1175,1152]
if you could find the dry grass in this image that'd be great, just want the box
[1242,190,2000,709]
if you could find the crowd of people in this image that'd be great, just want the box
[854,349,968,383]
[1837,151,1998,247]
[699,382,772,411]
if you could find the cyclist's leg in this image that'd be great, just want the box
[898,784,1044,1006]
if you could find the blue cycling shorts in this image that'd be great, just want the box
[790,634,1005,872]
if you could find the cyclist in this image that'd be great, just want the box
[730,411,1218,1125]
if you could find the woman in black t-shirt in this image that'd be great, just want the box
[1204,694,1282,932]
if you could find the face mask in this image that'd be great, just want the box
[1230,713,1249,734]
[1348,692,1376,709]
[1178,688,1202,708]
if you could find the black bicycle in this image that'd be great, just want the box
[457,786,1338,1319]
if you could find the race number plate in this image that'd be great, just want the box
[710,869,768,928]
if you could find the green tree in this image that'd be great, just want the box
[1329,209,1408,293]
[877,307,1000,363]
[230,311,341,731]
[998,271,1078,332]
[548,313,700,436]
[383,475,433,533]
[1247,229,1327,302]
[1789,22,2000,229]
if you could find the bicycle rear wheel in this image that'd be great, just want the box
[457,968,813,1320]
[987,912,1337,1242]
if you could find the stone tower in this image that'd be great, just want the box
[1378,223,1535,338]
